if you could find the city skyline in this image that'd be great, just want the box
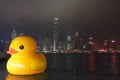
[0,0,120,41]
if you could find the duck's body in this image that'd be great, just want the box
[6,36,47,75]
[7,53,46,75]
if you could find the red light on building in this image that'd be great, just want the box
[111,40,116,43]
[104,43,107,46]
[89,37,93,40]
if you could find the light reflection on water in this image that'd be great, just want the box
[0,53,120,80]
[6,73,47,80]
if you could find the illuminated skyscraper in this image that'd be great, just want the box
[73,31,80,50]
[67,36,72,50]
[11,29,17,40]
[53,17,59,52]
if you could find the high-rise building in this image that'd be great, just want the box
[73,31,80,50]
[67,36,72,50]
[11,29,17,40]
[42,37,50,51]
[53,17,60,52]
[0,34,5,52]
[19,33,24,36]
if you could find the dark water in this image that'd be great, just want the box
[1,53,120,80]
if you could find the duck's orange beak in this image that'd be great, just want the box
[7,48,18,54]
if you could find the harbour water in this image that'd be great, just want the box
[1,53,120,80]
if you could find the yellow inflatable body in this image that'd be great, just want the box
[6,36,47,75]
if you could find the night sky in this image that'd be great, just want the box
[0,0,120,41]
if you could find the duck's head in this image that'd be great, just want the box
[7,36,37,56]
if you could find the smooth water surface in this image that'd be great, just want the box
[1,53,120,80]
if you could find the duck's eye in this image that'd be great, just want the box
[19,45,24,50]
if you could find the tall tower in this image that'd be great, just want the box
[53,17,59,52]
[67,36,72,50]
[11,29,17,40]
[73,31,80,50]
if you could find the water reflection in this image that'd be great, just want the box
[1,53,120,80]
[6,73,47,80]
[88,54,96,71]
[111,54,118,79]
[88,54,96,80]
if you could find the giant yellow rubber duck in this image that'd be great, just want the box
[6,36,47,75]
